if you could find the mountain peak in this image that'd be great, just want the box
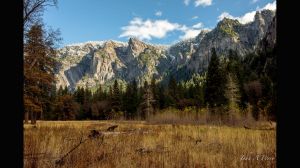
[127,37,149,57]
[55,12,276,90]
[128,37,145,45]
[254,9,275,24]
[217,18,240,28]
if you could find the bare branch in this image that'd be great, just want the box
[23,0,58,29]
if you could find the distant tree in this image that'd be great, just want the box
[57,86,64,96]
[43,86,57,120]
[244,80,262,120]
[110,80,121,118]
[225,73,241,123]
[167,75,177,106]
[225,73,241,107]
[205,48,227,110]
[93,85,104,102]
[158,85,166,109]
[62,86,69,95]
[194,83,205,110]
[176,82,185,100]
[90,100,111,119]
[139,81,155,119]
[54,94,79,120]
[73,87,84,104]
[150,77,159,112]
[82,88,92,119]
[123,79,139,119]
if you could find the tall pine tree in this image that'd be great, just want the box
[139,81,155,119]
[24,24,58,124]
[111,80,121,118]
[205,48,227,109]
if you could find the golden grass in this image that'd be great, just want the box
[24,120,276,168]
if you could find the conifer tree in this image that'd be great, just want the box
[167,75,177,106]
[225,73,241,123]
[205,48,227,109]
[124,79,139,118]
[150,77,159,112]
[24,24,58,124]
[158,85,166,109]
[111,80,121,117]
[139,81,155,119]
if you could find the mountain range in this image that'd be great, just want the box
[55,9,276,90]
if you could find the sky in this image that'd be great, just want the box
[42,0,276,46]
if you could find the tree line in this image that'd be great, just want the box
[24,45,276,123]
[23,1,277,124]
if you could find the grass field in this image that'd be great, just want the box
[24,120,276,168]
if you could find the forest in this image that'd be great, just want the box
[24,24,277,124]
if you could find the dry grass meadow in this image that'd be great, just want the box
[24,120,276,168]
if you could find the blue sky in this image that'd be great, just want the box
[43,0,276,46]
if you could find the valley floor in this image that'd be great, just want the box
[24,120,276,168]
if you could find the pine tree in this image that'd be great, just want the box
[24,24,58,124]
[54,94,79,120]
[205,48,227,109]
[225,73,241,124]
[139,81,155,119]
[158,85,166,109]
[93,85,104,101]
[167,75,177,106]
[57,86,64,96]
[194,83,205,108]
[111,80,121,118]
[123,79,139,119]
[150,77,159,112]
[225,73,241,107]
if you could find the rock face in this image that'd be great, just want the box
[55,10,276,90]
[257,15,276,53]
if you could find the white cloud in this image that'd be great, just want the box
[262,1,276,10]
[251,0,259,4]
[218,11,257,24]
[180,23,206,40]
[192,16,199,20]
[218,12,236,21]
[195,0,212,7]
[155,11,162,17]
[218,1,276,24]
[184,0,190,6]
[238,11,257,24]
[120,17,208,41]
[119,17,181,40]
[192,22,203,29]
[180,29,202,40]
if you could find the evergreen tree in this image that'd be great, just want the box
[225,73,241,123]
[57,86,63,97]
[225,73,241,107]
[54,94,79,120]
[158,85,166,109]
[150,77,159,112]
[167,75,177,106]
[194,83,205,108]
[24,24,58,124]
[73,87,84,104]
[139,81,155,119]
[205,48,227,109]
[124,79,139,119]
[111,80,121,118]
[93,85,104,101]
